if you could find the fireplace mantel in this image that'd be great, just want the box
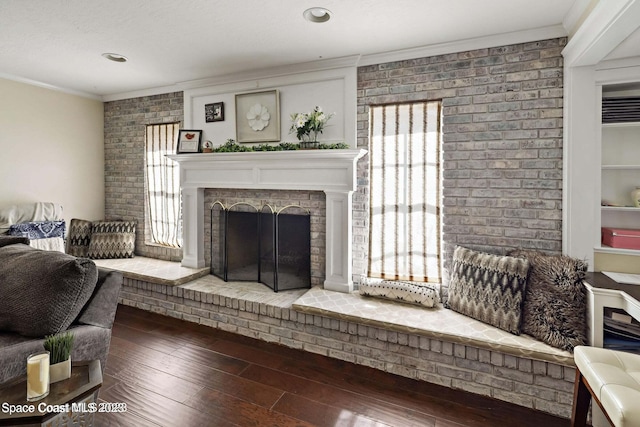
[168,149,367,293]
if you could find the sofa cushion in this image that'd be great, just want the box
[0,244,98,337]
[86,220,136,259]
[508,249,588,352]
[360,277,439,308]
[76,269,123,329]
[445,246,530,335]
[66,218,93,257]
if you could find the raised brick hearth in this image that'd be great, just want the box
[100,257,576,420]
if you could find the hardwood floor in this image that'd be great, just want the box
[95,305,569,427]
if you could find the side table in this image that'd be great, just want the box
[0,360,102,426]
[583,272,640,347]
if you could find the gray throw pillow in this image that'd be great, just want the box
[66,218,93,257]
[86,220,136,259]
[508,249,588,352]
[445,246,530,334]
[0,244,98,337]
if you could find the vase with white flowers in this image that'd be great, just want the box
[290,106,334,145]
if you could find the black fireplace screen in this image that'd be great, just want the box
[211,202,311,292]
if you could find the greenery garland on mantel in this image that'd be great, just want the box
[210,139,349,153]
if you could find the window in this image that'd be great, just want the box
[368,101,442,283]
[145,123,182,248]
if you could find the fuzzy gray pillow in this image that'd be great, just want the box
[445,246,530,334]
[0,244,98,337]
[508,249,587,352]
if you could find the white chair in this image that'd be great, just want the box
[571,346,640,427]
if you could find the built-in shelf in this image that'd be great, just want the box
[601,206,640,212]
[595,245,640,256]
[602,122,640,128]
[602,165,640,170]
[599,116,640,260]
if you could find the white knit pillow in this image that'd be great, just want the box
[359,277,439,308]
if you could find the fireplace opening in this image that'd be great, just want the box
[210,201,311,292]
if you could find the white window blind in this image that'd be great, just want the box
[145,123,182,248]
[368,101,442,282]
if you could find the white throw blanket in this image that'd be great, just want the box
[0,202,63,232]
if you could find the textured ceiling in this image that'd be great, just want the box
[0,0,583,99]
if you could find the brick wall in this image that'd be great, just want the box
[104,92,184,261]
[103,38,566,288]
[354,38,566,289]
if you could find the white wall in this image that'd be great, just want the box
[184,67,357,148]
[0,78,105,224]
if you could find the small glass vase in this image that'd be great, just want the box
[299,131,319,149]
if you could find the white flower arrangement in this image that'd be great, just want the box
[289,106,334,143]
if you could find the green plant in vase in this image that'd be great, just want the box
[290,106,334,144]
[43,331,74,383]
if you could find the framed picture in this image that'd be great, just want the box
[205,102,224,122]
[176,129,202,153]
[235,89,280,143]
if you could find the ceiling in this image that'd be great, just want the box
[0,0,614,100]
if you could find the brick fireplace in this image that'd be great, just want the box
[168,149,366,293]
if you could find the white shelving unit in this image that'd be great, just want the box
[598,121,640,255]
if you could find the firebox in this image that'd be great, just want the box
[210,201,311,292]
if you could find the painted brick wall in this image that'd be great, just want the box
[354,38,566,289]
[104,92,184,261]
[103,38,566,288]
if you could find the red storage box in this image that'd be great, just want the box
[602,227,640,250]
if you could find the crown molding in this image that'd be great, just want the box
[102,56,361,102]
[562,0,594,36]
[0,72,101,101]
[562,0,640,67]
[105,26,570,102]
[358,25,567,67]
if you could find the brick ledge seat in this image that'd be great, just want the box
[93,256,209,286]
[292,286,574,366]
[100,254,573,366]
[97,256,573,366]
[116,265,577,418]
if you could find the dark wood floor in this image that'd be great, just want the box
[95,305,569,427]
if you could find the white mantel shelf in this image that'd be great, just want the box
[168,149,367,293]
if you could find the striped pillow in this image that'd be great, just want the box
[86,220,136,259]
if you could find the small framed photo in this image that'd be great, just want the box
[176,129,202,153]
[235,90,280,143]
[205,102,224,122]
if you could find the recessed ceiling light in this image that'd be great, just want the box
[102,53,128,63]
[303,7,332,23]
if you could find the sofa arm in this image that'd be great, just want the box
[75,268,122,329]
[0,235,29,247]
